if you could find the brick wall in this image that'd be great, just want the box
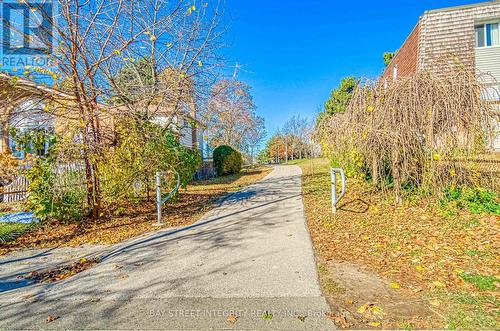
[382,22,421,82]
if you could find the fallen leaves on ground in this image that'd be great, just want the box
[357,303,385,316]
[227,314,238,324]
[26,258,100,283]
[46,315,59,323]
[298,159,499,329]
[429,299,441,307]
[325,312,350,328]
[368,321,381,327]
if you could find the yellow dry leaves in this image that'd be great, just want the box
[369,205,380,214]
[357,303,385,316]
[415,265,425,271]
[429,299,441,307]
[227,314,238,324]
[357,304,368,314]
[389,282,400,289]
[186,5,196,15]
[432,280,446,288]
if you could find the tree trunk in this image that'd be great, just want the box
[391,149,402,204]
[285,139,288,164]
[372,155,379,187]
[1,119,10,153]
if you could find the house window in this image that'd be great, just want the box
[8,128,54,159]
[475,23,500,47]
[392,65,398,80]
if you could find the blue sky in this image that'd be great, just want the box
[223,0,481,138]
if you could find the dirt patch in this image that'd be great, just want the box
[26,257,100,283]
[319,260,437,329]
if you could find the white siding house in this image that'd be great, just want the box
[0,73,205,158]
[7,99,54,158]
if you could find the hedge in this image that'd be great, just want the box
[213,145,242,176]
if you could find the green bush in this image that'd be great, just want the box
[8,128,86,222]
[25,156,88,223]
[213,145,242,176]
[442,186,500,215]
[21,120,202,222]
[99,120,201,205]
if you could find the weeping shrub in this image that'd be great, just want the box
[317,63,497,202]
[213,145,242,175]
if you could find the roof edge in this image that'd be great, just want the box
[381,20,421,77]
[425,0,500,14]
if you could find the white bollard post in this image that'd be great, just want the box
[154,172,163,226]
[331,168,346,214]
[331,169,337,213]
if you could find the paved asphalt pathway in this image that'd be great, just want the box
[0,165,334,330]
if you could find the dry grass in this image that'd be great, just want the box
[298,159,499,329]
[0,166,272,254]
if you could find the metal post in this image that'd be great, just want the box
[331,170,337,213]
[153,169,181,227]
[155,172,163,226]
[331,168,346,213]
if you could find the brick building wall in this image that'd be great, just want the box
[382,22,421,82]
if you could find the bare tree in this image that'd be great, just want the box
[243,115,266,164]
[203,78,264,153]
[282,115,312,160]
[0,0,226,217]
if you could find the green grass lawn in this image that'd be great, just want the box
[0,222,33,244]
[279,159,308,165]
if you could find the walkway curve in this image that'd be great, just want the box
[0,165,333,330]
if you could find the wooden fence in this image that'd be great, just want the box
[1,175,29,203]
[0,162,87,203]
[195,159,217,180]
